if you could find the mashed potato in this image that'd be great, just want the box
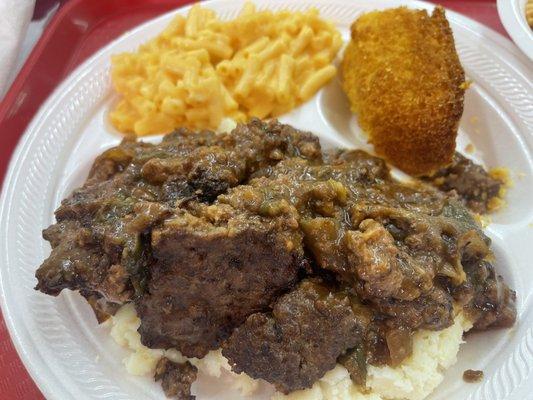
[109,303,164,376]
[109,304,472,400]
[109,304,259,395]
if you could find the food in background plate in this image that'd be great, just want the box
[110,3,341,136]
[35,119,515,399]
[527,0,533,28]
[341,7,465,176]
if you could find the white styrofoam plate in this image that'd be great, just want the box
[497,0,533,60]
[1,1,532,399]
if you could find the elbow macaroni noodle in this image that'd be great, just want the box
[110,2,342,136]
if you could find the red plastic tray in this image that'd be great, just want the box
[0,1,508,398]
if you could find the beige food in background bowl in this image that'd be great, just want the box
[526,0,533,27]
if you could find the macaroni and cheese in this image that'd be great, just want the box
[110,2,342,136]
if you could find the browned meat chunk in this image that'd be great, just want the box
[424,152,503,214]
[338,343,367,386]
[137,206,305,358]
[154,358,197,400]
[344,219,427,300]
[373,287,454,331]
[222,280,364,394]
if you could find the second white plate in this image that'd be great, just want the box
[497,0,533,60]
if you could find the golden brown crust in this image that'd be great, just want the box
[341,6,465,176]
